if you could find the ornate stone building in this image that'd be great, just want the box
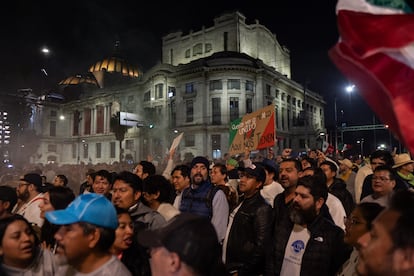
[30,11,325,165]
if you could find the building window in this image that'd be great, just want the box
[230,97,239,121]
[246,80,254,92]
[265,84,271,96]
[72,143,76,159]
[170,100,176,127]
[73,111,81,136]
[246,98,253,114]
[84,108,91,135]
[227,79,240,90]
[168,86,176,98]
[276,89,280,98]
[125,139,134,150]
[292,97,296,106]
[193,43,202,56]
[287,95,291,103]
[212,134,221,159]
[282,93,286,101]
[205,43,212,53]
[212,98,221,125]
[83,143,88,159]
[50,110,57,117]
[185,135,195,147]
[185,49,190,58]
[155,83,164,99]
[186,100,194,122]
[185,83,195,94]
[50,121,56,137]
[96,105,104,134]
[209,80,222,91]
[144,91,151,102]
[96,143,101,158]
[110,142,116,158]
[48,144,57,152]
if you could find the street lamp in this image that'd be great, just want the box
[357,139,364,157]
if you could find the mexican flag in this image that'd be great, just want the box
[329,0,414,154]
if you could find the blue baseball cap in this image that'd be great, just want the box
[45,193,118,229]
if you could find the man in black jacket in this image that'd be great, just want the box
[223,163,272,276]
[266,174,351,276]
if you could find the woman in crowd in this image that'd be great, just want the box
[0,214,57,275]
[38,186,75,252]
[110,208,151,276]
[336,202,384,276]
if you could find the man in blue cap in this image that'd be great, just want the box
[45,193,132,275]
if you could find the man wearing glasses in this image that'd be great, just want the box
[12,173,45,228]
[361,166,396,208]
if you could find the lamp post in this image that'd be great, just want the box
[334,84,355,158]
[357,139,364,157]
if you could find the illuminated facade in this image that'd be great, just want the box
[29,12,325,165]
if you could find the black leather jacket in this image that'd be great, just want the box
[225,192,272,276]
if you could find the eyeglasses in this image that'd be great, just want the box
[372,176,391,181]
[344,217,364,226]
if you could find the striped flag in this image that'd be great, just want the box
[329,0,414,154]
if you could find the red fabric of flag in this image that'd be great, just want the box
[329,10,414,154]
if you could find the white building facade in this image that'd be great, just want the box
[30,12,325,165]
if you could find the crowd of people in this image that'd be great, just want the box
[1,146,414,276]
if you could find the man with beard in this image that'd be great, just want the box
[267,174,350,276]
[12,173,45,228]
[179,156,229,242]
[272,158,302,229]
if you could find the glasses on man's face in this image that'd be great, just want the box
[372,176,391,182]
[344,217,364,226]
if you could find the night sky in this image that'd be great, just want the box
[2,0,389,152]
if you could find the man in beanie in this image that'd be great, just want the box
[179,156,229,242]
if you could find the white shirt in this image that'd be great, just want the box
[260,181,284,207]
[157,203,180,221]
[15,193,44,227]
[326,193,347,231]
[280,224,311,276]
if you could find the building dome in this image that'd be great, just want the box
[59,73,99,86]
[88,56,140,78]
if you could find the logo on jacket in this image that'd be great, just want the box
[291,240,305,253]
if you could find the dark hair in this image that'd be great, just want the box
[93,170,113,184]
[47,186,75,210]
[370,150,394,167]
[0,186,17,213]
[0,214,40,247]
[113,171,143,192]
[171,164,191,178]
[301,156,317,169]
[41,186,75,248]
[143,175,175,204]
[280,158,302,172]
[357,202,385,231]
[373,165,395,181]
[139,161,156,176]
[78,222,115,252]
[297,174,328,202]
[212,163,228,182]
[56,174,68,186]
[389,190,414,250]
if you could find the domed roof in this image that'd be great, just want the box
[88,41,141,78]
[88,56,140,78]
[59,73,99,86]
